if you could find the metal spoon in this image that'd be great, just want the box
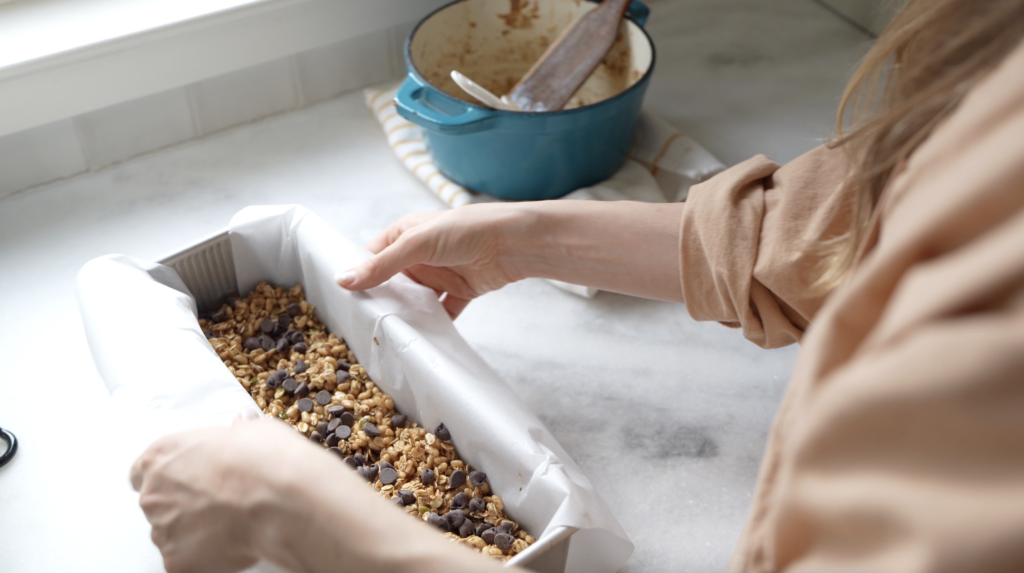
[450,70,520,111]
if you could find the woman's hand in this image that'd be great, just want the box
[336,205,530,319]
[131,418,505,573]
[130,419,306,573]
[338,201,686,314]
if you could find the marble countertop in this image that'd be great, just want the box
[0,1,869,571]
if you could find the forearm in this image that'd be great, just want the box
[505,200,685,302]
[254,447,508,573]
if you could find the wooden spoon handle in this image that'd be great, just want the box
[508,0,632,112]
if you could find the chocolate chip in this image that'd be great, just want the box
[288,330,305,345]
[357,463,378,482]
[338,360,351,371]
[353,453,366,465]
[379,466,398,485]
[272,321,285,337]
[340,411,355,426]
[435,423,451,441]
[276,369,288,380]
[336,370,351,383]
[469,497,486,513]
[293,342,308,354]
[481,528,496,544]
[446,509,465,529]
[468,471,487,488]
[450,492,468,510]
[397,490,416,506]
[344,456,361,469]
[325,405,343,419]
[261,318,275,333]
[315,391,331,406]
[476,522,493,537]
[328,447,344,458]
[316,422,329,436]
[243,337,261,350]
[294,383,309,397]
[282,378,297,395]
[327,418,341,433]
[278,313,292,328]
[212,310,227,323]
[309,432,322,444]
[497,521,514,534]
[334,425,351,440]
[275,337,290,354]
[286,302,301,317]
[448,469,466,490]
[391,414,407,428]
[266,375,280,389]
[260,335,274,351]
[363,423,380,438]
[427,512,448,531]
[380,460,394,471]
[421,468,436,485]
[494,532,513,551]
[458,519,475,538]
[294,358,308,373]
[297,398,314,413]
[204,331,216,339]
[226,294,240,306]
[325,433,339,447]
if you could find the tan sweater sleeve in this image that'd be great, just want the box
[679,145,852,348]
[731,39,1024,573]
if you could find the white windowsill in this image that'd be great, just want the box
[0,0,267,71]
[0,0,437,138]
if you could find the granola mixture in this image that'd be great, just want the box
[198,281,535,560]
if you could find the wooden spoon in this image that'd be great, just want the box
[507,0,632,113]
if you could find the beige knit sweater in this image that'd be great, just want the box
[679,39,1024,573]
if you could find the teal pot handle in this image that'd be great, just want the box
[395,74,496,135]
[625,0,649,27]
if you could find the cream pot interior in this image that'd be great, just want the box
[409,0,653,110]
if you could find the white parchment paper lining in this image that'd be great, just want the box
[76,205,632,573]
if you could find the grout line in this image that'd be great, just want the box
[70,116,96,171]
[184,83,205,136]
[288,55,307,109]
[805,0,878,39]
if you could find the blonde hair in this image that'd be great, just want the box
[815,0,1024,291]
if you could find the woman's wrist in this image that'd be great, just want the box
[499,200,685,301]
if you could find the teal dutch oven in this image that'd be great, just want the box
[395,0,655,201]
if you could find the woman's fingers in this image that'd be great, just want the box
[131,435,178,491]
[403,264,479,301]
[441,294,473,319]
[338,231,432,291]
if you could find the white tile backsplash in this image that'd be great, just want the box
[296,30,394,105]
[189,58,299,135]
[0,119,87,198]
[75,88,195,168]
[0,25,467,199]
[388,20,417,77]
